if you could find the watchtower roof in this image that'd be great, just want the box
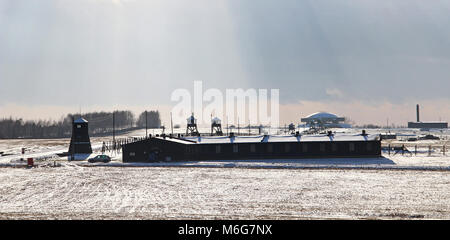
[74,118,88,123]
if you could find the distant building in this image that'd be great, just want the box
[407,122,448,129]
[301,112,350,129]
[407,104,448,129]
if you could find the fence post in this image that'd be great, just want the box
[428,145,432,156]
[415,145,417,156]
[388,144,390,156]
[443,145,446,156]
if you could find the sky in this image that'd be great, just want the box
[1,0,450,126]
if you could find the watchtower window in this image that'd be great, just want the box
[77,125,81,128]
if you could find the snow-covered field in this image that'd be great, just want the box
[0,127,449,219]
[0,166,449,220]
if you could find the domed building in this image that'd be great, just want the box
[301,112,351,129]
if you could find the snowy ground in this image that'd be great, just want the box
[0,128,449,219]
[0,166,449,220]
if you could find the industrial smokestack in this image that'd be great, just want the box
[416,104,420,122]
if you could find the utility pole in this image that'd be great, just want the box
[113,111,115,143]
[226,116,229,135]
[170,112,173,135]
[71,116,74,161]
[145,110,148,137]
[238,117,240,135]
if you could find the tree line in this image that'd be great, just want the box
[0,110,161,139]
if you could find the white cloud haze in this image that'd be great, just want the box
[1,0,449,125]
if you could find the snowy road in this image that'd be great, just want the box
[0,166,449,219]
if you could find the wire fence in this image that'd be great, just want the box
[382,144,447,157]
[100,136,148,155]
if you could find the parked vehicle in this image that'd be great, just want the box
[88,155,111,163]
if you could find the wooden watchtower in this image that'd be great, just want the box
[68,117,93,155]
[288,123,296,134]
[186,114,199,136]
[211,117,223,136]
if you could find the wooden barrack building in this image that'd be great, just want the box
[122,132,381,163]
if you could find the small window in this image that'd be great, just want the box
[202,145,209,153]
[349,143,355,152]
[129,152,135,156]
[267,144,273,153]
[250,144,256,153]
[332,143,338,152]
[77,125,81,129]
[186,146,194,154]
[320,143,326,152]
[367,143,373,151]
[233,144,239,153]
[302,143,308,152]
[284,144,291,153]
[215,145,221,154]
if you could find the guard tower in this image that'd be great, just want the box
[69,117,93,154]
[186,114,199,136]
[288,123,296,134]
[211,117,223,136]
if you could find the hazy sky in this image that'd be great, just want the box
[1,0,450,125]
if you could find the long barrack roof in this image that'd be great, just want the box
[156,133,379,145]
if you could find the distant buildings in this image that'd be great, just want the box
[301,112,351,129]
[407,104,448,129]
[408,122,448,129]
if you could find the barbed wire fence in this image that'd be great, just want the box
[382,143,447,157]
[101,136,149,156]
